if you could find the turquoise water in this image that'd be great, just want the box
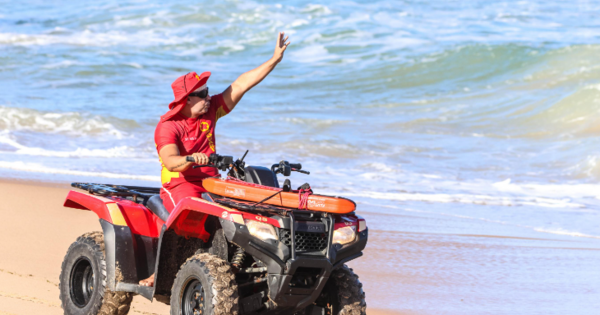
[1,1,599,313]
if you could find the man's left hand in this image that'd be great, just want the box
[272,32,290,63]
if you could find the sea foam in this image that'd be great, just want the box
[0,106,133,138]
[0,161,159,182]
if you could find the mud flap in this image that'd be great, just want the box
[99,219,138,291]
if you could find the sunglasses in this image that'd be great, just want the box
[189,88,209,99]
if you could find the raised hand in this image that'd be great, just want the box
[272,32,290,63]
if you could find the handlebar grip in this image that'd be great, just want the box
[290,163,302,170]
[186,156,195,162]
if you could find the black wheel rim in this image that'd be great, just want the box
[70,257,95,308]
[181,278,205,315]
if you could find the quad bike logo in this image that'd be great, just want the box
[308,199,326,208]
[225,186,245,197]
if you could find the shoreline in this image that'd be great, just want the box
[0,178,402,315]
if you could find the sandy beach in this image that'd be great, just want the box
[1,179,599,314]
[0,179,400,315]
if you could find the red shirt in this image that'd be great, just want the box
[154,93,231,189]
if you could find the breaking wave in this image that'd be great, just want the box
[0,106,137,138]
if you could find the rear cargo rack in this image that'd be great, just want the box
[72,182,160,204]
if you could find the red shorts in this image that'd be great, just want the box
[160,182,207,213]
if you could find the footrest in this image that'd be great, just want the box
[115,282,154,301]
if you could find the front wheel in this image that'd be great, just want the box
[170,253,239,315]
[307,265,366,315]
[59,231,133,315]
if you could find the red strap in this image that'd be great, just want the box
[298,188,313,210]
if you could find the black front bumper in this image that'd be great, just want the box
[219,217,368,310]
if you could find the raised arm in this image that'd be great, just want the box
[222,32,290,111]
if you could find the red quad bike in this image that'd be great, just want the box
[59,152,368,315]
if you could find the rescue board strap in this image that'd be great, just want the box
[297,183,313,210]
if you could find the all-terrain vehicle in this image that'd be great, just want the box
[59,152,368,315]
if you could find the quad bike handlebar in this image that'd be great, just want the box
[186,151,309,179]
[272,161,310,176]
[187,154,233,171]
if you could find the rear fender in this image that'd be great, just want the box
[64,190,126,226]
[64,191,138,291]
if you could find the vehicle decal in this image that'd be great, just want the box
[106,203,127,226]
[224,186,246,197]
[158,153,180,184]
[207,132,215,152]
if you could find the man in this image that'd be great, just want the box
[140,32,290,287]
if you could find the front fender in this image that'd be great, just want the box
[164,197,245,241]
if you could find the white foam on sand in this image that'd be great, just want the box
[332,190,585,208]
[319,169,600,210]
[0,161,160,182]
[361,201,600,240]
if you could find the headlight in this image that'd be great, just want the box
[332,226,356,245]
[245,219,278,242]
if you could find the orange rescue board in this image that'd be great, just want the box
[202,178,356,214]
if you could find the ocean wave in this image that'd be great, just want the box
[532,228,600,239]
[332,190,584,209]
[361,202,600,240]
[377,44,600,139]
[0,137,150,159]
[564,155,600,181]
[0,29,192,47]
[0,106,137,137]
[0,161,160,182]
[315,170,600,210]
[280,117,348,128]
[290,45,336,64]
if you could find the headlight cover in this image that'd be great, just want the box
[245,219,278,242]
[332,226,356,245]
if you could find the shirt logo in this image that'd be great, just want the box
[200,122,210,132]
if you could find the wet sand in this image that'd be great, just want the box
[351,207,600,315]
[0,179,398,315]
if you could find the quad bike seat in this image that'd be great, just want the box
[146,195,170,222]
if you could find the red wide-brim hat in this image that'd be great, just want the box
[161,71,211,121]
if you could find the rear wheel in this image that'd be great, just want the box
[59,231,133,315]
[170,253,239,315]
